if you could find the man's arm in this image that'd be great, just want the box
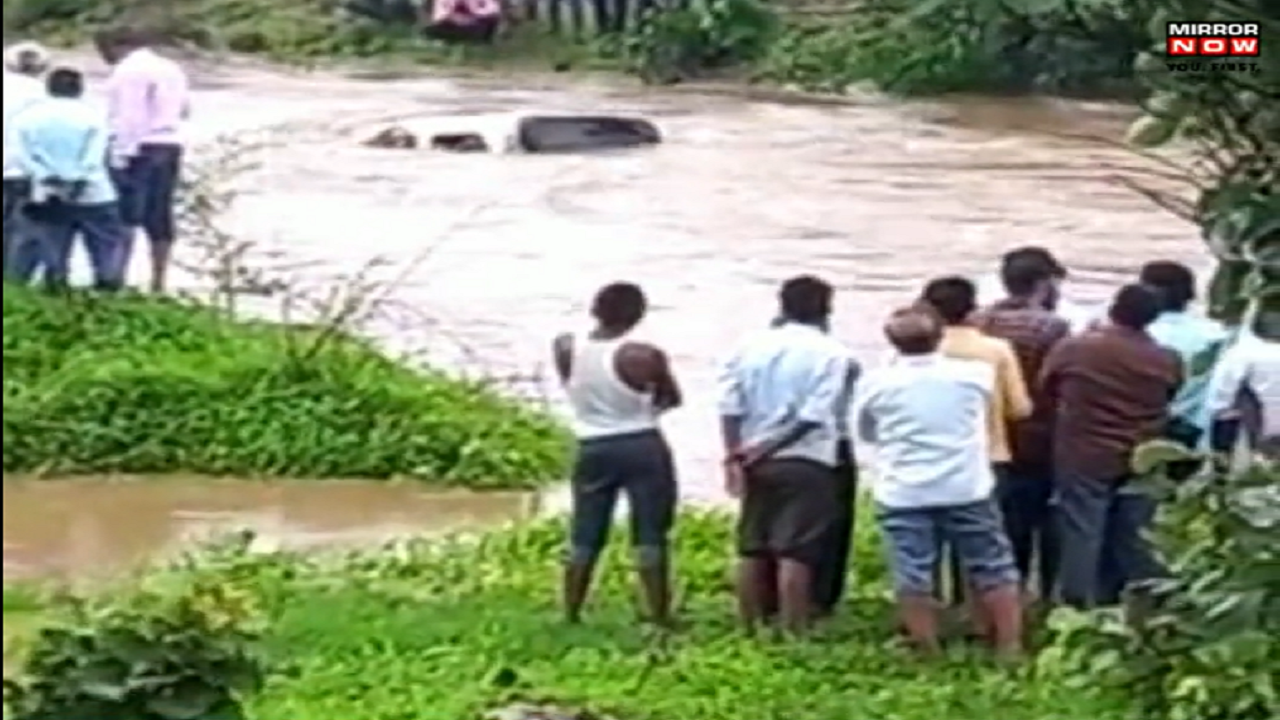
[78,111,110,182]
[647,346,682,412]
[998,343,1033,420]
[14,113,54,181]
[717,351,745,456]
[740,353,845,465]
[551,333,572,384]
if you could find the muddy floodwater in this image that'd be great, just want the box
[4,55,1206,577]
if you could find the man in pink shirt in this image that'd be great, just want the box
[95,27,190,292]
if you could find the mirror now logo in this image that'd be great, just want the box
[1166,22,1260,56]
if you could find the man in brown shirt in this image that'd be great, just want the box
[974,253,1071,600]
[1040,284,1182,609]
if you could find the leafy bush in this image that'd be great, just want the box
[758,0,1153,96]
[1,284,570,486]
[1041,461,1279,720]
[3,575,267,720]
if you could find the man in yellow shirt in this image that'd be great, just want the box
[920,276,1032,632]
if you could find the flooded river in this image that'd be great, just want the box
[3,56,1206,577]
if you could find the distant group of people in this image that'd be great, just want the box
[2,30,190,293]
[555,247,1277,656]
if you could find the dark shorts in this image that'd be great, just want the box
[568,429,676,566]
[738,457,839,566]
[113,143,183,244]
[877,499,1019,596]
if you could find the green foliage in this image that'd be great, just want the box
[3,575,267,720]
[758,0,1152,96]
[1,284,570,485]
[594,0,780,84]
[1042,462,1280,720]
[5,511,1131,719]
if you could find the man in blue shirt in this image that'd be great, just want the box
[13,67,127,290]
[720,276,853,634]
[1140,261,1227,449]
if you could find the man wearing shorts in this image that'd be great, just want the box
[96,27,190,291]
[855,307,1023,657]
[720,275,853,634]
[554,282,682,627]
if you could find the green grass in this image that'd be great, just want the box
[5,511,1130,718]
[2,284,570,485]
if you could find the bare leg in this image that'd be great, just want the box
[776,557,815,635]
[897,593,942,655]
[149,239,171,293]
[636,561,672,627]
[562,561,596,623]
[977,583,1024,658]
[736,556,774,632]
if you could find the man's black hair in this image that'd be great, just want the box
[1000,253,1058,296]
[1138,260,1196,312]
[921,276,977,325]
[46,67,85,99]
[778,275,833,325]
[591,282,646,329]
[1109,283,1164,330]
[1001,246,1066,279]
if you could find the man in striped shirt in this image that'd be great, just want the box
[974,252,1071,600]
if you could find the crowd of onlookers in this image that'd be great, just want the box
[555,248,1276,655]
[3,32,189,293]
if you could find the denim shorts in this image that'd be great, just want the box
[876,498,1019,595]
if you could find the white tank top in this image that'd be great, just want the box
[564,332,659,439]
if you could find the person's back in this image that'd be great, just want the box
[1140,261,1226,443]
[554,282,680,627]
[14,84,113,206]
[1206,308,1279,455]
[923,276,1031,466]
[860,355,995,507]
[857,307,1021,657]
[106,46,188,153]
[1042,326,1181,480]
[1044,284,1180,610]
[4,73,45,178]
[723,323,848,463]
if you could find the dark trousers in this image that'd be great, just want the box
[813,439,858,611]
[26,201,128,290]
[1055,472,1165,609]
[568,429,677,566]
[995,462,1058,599]
[3,178,41,281]
[113,143,183,269]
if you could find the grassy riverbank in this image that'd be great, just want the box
[2,511,1133,719]
[1,284,570,486]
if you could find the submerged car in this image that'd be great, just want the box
[361,112,662,154]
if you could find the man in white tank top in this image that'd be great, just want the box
[553,282,683,626]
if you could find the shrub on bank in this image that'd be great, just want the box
[4,511,1132,719]
[1,284,570,486]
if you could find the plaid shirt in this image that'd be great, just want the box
[974,297,1071,466]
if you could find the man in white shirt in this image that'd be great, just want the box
[13,67,128,290]
[3,41,50,280]
[719,275,854,634]
[855,306,1022,657]
[1205,300,1279,458]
